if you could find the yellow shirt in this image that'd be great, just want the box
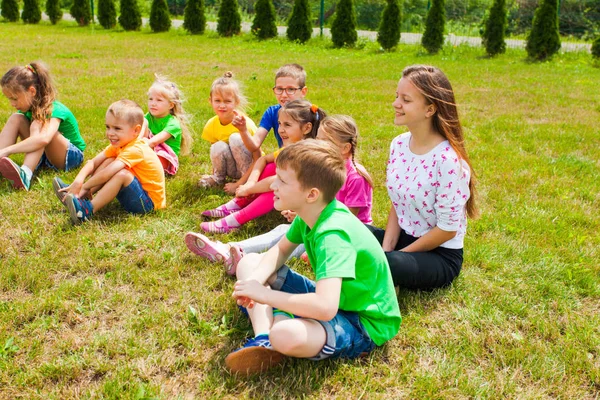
[201,114,257,144]
[104,138,166,209]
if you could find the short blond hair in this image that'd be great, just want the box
[276,139,346,203]
[275,64,306,87]
[107,99,144,126]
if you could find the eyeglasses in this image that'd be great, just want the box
[272,86,304,95]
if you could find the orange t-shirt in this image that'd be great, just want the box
[104,138,166,209]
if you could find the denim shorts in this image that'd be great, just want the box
[271,266,376,361]
[116,176,154,214]
[36,142,84,172]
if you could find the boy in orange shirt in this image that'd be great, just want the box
[54,99,166,224]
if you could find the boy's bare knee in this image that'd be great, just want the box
[270,322,304,354]
[235,253,262,280]
[115,169,134,184]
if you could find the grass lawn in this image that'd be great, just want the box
[0,21,599,399]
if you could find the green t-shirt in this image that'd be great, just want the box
[286,200,401,346]
[20,101,86,151]
[144,113,183,156]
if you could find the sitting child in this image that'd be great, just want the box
[53,99,166,224]
[199,72,260,188]
[142,74,192,176]
[224,140,401,375]
[185,115,373,275]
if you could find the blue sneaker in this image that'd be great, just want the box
[65,194,93,225]
[0,157,31,190]
[52,177,69,203]
[225,334,284,375]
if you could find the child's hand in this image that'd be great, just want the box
[66,181,83,196]
[233,279,267,306]
[231,110,247,132]
[235,183,252,198]
[224,181,240,195]
[281,210,297,222]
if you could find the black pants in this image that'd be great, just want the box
[366,225,463,290]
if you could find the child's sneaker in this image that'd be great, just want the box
[65,194,93,225]
[184,232,230,263]
[225,244,244,276]
[0,157,30,190]
[52,177,69,203]
[225,334,284,375]
[200,218,239,234]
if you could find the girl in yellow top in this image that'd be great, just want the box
[199,72,260,188]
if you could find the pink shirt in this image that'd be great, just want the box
[386,132,470,249]
[336,158,373,224]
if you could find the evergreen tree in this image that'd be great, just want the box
[70,0,91,26]
[217,0,241,36]
[377,0,402,51]
[421,0,446,54]
[46,0,63,24]
[331,0,358,48]
[481,0,507,56]
[526,0,561,60]
[252,0,277,39]
[286,0,311,43]
[183,0,206,34]
[1,0,20,22]
[119,0,142,31]
[592,36,600,59]
[21,0,41,23]
[150,0,171,32]
[98,0,117,29]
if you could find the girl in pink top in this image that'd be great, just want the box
[185,114,374,275]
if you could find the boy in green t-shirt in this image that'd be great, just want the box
[226,140,401,375]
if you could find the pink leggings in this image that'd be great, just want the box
[233,162,277,225]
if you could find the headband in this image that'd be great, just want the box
[310,104,320,121]
[25,64,36,74]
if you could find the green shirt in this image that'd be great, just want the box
[286,200,401,346]
[144,113,183,156]
[20,101,86,151]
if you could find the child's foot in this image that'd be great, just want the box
[198,174,220,188]
[225,334,284,375]
[52,177,69,203]
[184,232,230,263]
[200,217,240,234]
[202,201,242,218]
[0,157,31,190]
[225,244,244,276]
[65,194,93,225]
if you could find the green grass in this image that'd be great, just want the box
[0,20,599,399]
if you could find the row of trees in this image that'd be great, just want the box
[1,0,598,61]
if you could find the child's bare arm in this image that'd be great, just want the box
[0,118,60,157]
[144,131,172,148]
[82,158,127,190]
[236,175,275,197]
[232,111,268,153]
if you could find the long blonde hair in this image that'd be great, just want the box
[1,62,56,125]
[148,74,193,156]
[319,115,374,188]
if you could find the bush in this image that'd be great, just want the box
[98,0,117,29]
[331,0,358,48]
[286,0,312,43]
[526,0,560,61]
[70,0,91,26]
[150,0,171,32]
[1,0,19,22]
[252,0,278,39]
[592,36,600,59]
[119,0,143,31]
[481,0,506,56]
[46,0,63,24]
[21,0,41,23]
[377,0,402,51]
[421,0,446,54]
[183,0,206,34]
[356,0,385,30]
[217,0,241,36]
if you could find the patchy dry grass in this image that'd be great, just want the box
[0,20,599,399]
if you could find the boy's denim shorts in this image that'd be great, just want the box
[116,176,154,214]
[271,265,376,361]
[36,142,84,172]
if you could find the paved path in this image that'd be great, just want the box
[57,13,592,53]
